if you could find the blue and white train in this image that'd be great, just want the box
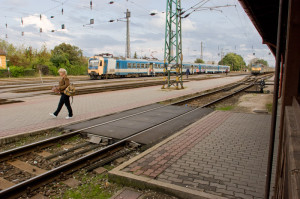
[88,55,230,80]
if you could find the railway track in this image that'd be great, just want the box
[0,74,273,198]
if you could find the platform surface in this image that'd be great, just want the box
[109,111,272,199]
[0,76,244,138]
[65,104,213,145]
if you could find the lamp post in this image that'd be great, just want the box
[6,59,10,78]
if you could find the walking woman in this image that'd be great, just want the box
[50,68,73,119]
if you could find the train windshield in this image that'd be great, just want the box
[252,64,261,68]
[89,59,99,69]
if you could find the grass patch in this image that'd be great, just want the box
[266,103,273,113]
[216,105,234,111]
[61,173,121,199]
[66,135,81,143]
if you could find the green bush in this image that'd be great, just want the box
[0,69,9,78]
[49,65,58,76]
[10,66,24,77]
[65,65,87,76]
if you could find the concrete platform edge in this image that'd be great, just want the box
[108,111,226,199]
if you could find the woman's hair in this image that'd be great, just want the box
[58,68,67,75]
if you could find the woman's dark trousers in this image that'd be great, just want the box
[54,93,73,117]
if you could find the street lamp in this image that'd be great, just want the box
[6,59,10,78]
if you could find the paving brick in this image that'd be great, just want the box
[227,185,245,194]
[164,172,178,178]
[245,190,264,198]
[216,188,234,196]
[210,182,226,189]
[168,177,183,183]
[194,179,209,185]
[234,192,254,199]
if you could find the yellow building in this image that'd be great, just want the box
[0,49,7,69]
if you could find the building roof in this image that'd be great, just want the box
[0,49,6,56]
[238,0,280,55]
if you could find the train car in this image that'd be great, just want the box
[251,64,263,75]
[88,55,230,79]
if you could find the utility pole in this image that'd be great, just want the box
[201,41,203,60]
[126,9,131,58]
[162,0,183,89]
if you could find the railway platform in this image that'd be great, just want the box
[0,75,244,140]
[109,111,272,199]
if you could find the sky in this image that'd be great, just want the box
[0,0,275,66]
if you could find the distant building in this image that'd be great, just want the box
[0,49,7,69]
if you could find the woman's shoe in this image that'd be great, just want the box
[49,113,57,118]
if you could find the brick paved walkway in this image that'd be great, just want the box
[120,111,271,199]
[0,76,244,138]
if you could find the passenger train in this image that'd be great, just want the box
[251,64,266,75]
[88,55,230,80]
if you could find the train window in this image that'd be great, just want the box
[128,63,131,68]
[100,61,103,66]
[141,63,145,68]
[117,62,120,69]
[137,63,140,68]
[146,64,149,68]
[161,64,164,68]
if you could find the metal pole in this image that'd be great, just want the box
[264,0,284,198]
[201,41,203,60]
[126,9,131,58]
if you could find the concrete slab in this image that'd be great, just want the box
[67,105,204,143]
[63,178,81,188]
[85,124,140,139]
[109,111,272,199]
[9,160,47,175]
[0,177,15,190]
[65,104,162,130]
[93,167,107,174]
[110,188,142,199]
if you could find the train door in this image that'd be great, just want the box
[107,58,116,75]
[149,63,153,76]
[104,59,108,75]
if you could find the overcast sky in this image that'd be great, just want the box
[0,0,275,66]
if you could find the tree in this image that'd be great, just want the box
[219,53,246,71]
[248,58,269,69]
[133,52,138,59]
[51,43,83,67]
[255,59,268,66]
[194,58,205,63]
